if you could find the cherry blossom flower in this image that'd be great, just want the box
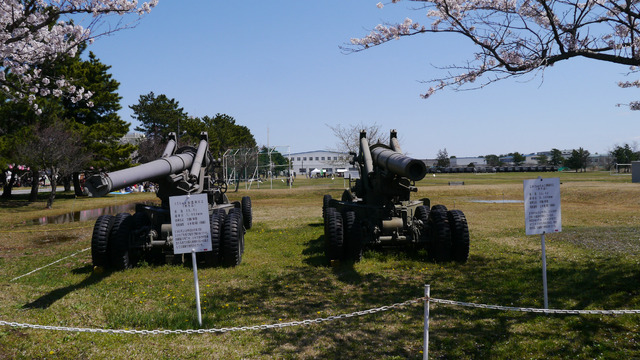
[346,0,640,101]
[1,0,157,109]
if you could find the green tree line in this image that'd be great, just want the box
[1,51,256,207]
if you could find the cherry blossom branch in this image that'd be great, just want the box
[1,0,158,112]
[346,0,640,100]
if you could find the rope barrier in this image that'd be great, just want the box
[10,248,90,282]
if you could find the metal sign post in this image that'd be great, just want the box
[169,194,212,326]
[540,232,548,309]
[423,284,430,360]
[191,249,203,326]
[524,177,561,309]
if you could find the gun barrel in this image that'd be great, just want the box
[360,134,374,176]
[85,152,195,197]
[371,146,427,181]
[189,133,209,179]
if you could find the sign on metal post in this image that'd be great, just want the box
[523,177,561,309]
[524,177,561,235]
[169,194,212,254]
[170,194,211,326]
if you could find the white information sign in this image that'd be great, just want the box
[524,177,562,235]
[169,194,212,254]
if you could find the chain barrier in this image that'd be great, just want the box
[2,295,640,335]
[0,298,424,335]
[429,298,640,315]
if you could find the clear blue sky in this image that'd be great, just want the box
[85,1,638,159]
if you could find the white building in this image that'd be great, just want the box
[288,150,355,177]
[120,132,145,145]
[450,157,487,167]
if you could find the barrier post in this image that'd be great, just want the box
[541,233,548,309]
[192,250,203,327]
[424,284,430,360]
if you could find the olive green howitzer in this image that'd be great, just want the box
[322,130,469,263]
[85,132,252,270]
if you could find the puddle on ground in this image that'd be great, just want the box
[469,199,524,204]
[26,203,142,226]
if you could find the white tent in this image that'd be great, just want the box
[310,168,322,174]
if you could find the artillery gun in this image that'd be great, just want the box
[85,132,252,270]
[322,130,469,263]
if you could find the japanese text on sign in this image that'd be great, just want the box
[169,194,211,254]
[523,177,562,235]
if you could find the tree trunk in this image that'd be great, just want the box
[73,172,84,196]
[46,170,57,209]
[29,169,40,202]
[63,175,72,192]
[1,171,16,199]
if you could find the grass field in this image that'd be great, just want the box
[0,171,639,359]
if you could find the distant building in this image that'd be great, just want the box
[588,153,610,169]
[120,132,145,145]
[422,159,438,168]
[450,157,487,167]
[288,150,355,177]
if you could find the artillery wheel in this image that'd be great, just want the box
[414,205,430,249]
[427,209,451,262]
[222,210,244,267]
[91,215,115,267]
[431,204,448,214]
[322,195,332,219]
[241,196,253,230]
[130,212,150,265]
[325,210,344,263]
[109,213,135,270]
[324,206,336,232]
[204,211,225,267]
[448,210,470,263]
[343,211,362,262]
[230,208,245,253]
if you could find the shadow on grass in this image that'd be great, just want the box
[243,242,640,358]
[18,223,640,358]
[22,265,111,309]
[0,191,77,207]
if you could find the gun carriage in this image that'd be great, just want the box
[322,130,469,263]
[86,132,252,270]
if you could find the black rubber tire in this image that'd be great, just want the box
[322,194,332,219]
[91,215,115,267]
[204,211,225,266]
[414,205,430,249]
[431,204,448,214]
[324,206,336,233]
[241,196,253,230]
[415,205,429,227]
[109,213,134,270]
[325,210,344,262]
[222,210,243,267]
[229,208,245,254]
[427,209,452,262]
[342,211,362,262]
[130,212,150,265]
[448,210,470,263]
